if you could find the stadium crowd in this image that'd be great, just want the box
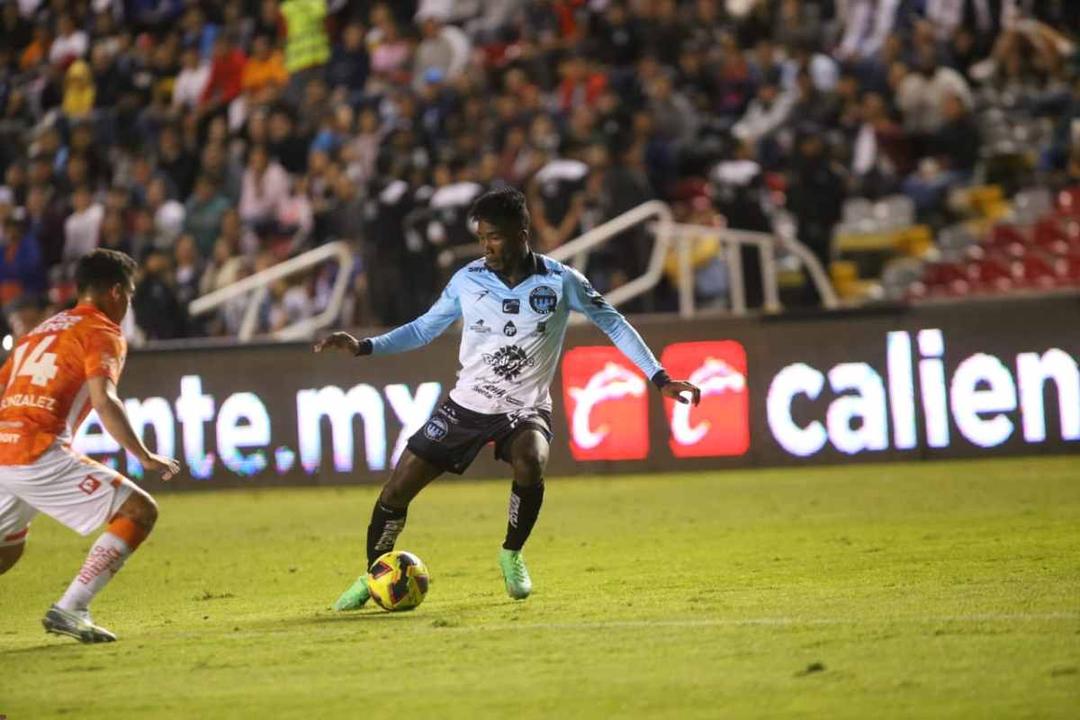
[0,0,1077,342]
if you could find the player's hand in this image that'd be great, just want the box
[661,380,702,406]
[313,331,360,355]
[142,453,181,482]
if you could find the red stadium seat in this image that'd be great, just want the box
[922,261,965,286]
[965,258,1013,294]
[917,262,971,297]
[1012,255,1058,289]
[1056,186,1080,216]
[1032,217,1071,255]
[1057,254,1080,286]
[984,223,1028,251]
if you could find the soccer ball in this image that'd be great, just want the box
[367,551,430,611]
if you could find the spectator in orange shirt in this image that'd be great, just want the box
[241,34,289,104]
[19,25,52,72]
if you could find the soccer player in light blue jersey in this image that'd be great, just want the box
[315,187,700,606]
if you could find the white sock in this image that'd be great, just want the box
[56,532,132,613]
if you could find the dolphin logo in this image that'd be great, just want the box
[670,357,746,446]
[568,363,647,449]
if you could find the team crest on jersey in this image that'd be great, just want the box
[503,321,517,337]
[529,286,558,314]
[482,346,536,380]
[424,415,449,442]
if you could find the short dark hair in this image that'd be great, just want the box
[75,249,138,295]
[469,187,530,238]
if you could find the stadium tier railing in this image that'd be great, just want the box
[187,240,354,342]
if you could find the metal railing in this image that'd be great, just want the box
[548,200,675,309]
[551,200,836,316]
[188,241,354,342]
[665,222,839,316]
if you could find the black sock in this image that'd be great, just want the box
[366,501,407,568]
[502,482,544,551]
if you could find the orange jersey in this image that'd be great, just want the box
[0,305,126,465]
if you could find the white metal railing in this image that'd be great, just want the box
[547,200,836,316]
[664,223,839,316]
[548,200,674,309]
[188,241,354,342]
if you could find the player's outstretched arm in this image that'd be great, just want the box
[564,267,701,406]
[315,275,463,358]
[87,376,181,480]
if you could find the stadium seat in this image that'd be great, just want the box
[1012,255,1058,290]
[1033,217,1070,255]
[965,258,1013,294]
[873,195,916,229]
[985,223,1028,249]
[1058,254,1080,286]
[1011,187,1054,224]
[842,198,875,225]
[938,224,978,255]
[1057,186,1080,216]
[917,261,972,297]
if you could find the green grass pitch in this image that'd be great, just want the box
[1,456,1078,718]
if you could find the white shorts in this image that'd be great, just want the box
[0,443,136,546]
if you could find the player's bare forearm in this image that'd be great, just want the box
[93,389,153,463]
[89,377,181,480]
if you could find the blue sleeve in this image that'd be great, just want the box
[564,267,664,379]
[369,273,462,355]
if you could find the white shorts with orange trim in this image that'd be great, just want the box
[0,443,136,546]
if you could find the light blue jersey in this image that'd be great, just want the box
[369,254,664,414]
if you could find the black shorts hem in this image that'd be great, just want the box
[493,418,554,464]
[405,437,467,475]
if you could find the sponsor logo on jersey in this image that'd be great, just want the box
[503,321,517,337]
[535,321,547,335]
[29,312,81,336]
[469,318,491,334]
[529,286,558,314]
[482,346,535,380]
[561,347,649,461]
[502,299,520,314]
[661,341,750,457]
[423,415,449,442]
[78,475,102,495]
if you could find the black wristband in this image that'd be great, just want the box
[651,369,672,389]
[355,339,373,357]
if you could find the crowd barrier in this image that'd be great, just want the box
[75,295,1080,490]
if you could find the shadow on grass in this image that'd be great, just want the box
[1,640,99,657]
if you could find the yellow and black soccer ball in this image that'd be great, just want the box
[366,551,430,611]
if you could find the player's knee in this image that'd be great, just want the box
[512,447,546,485]
[0,543,25,575]
[121,491,159,530]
